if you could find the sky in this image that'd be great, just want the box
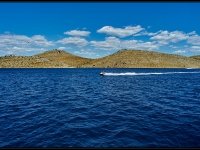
[0,2,200,58]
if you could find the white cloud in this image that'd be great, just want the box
[74,49,99,58]
[173,50,186,54]
[188,31,197,36]
[58,46,66,50]
[0,34,31,47]
[191,45,200,49]
[134,41,159,50]
[1,46,47,56]
[57,37,88,47]
[31,35,54,47]
[0,34,53,47]
[64,30,90,37]
[190,46,200,53]
[134,31,159,37]
[90,37,121,50]
[173,46,200,55]
[0,34,54,55]
[97,25,144,38]
[150,30,188,45]
[187,34,200,46]
[90,36,159,51]
[169,45,178,49]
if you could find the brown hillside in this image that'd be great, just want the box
[81,50,200,68]
[0,49,199,68]
[0,49,92,68]
[190,55,200,61]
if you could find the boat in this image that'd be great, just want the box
[100,72,105,76]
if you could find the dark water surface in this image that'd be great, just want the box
[0,68,200,148]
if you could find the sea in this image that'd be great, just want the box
[0,68,200,148]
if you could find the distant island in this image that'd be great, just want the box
[0,49,200,68]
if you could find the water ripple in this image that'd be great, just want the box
[0,68,200,147]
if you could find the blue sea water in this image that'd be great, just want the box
[0,68,200,148]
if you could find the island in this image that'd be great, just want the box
[0,49,199,68]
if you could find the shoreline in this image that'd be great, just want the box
[0,67,199,69]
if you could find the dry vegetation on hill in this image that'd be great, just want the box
[0,50,91,68]
[81,50,200,68]
[190,55,200,61]
[0,49,199,68]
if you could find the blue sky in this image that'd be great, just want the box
[0,2,200,58]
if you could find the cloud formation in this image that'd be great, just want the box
[174,50,186,54]
[74,49,100,58]
[57,37,88,47]
[187,34,200,46]
[91,36,159,51]
[150,30,188,45]
[1,25,200,57]
[97,25,144,38]
[0,34,53,55]
[64,30,90,37]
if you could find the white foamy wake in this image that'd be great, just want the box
[102,71,200,76]
[186,68,199,69]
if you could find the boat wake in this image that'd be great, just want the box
[186,68,199,69]
[101,71,200,76]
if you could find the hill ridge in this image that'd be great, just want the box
[0,49,199,68]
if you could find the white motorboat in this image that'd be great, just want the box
[100,72,105,76]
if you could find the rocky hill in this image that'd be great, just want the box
[190,55,200,61]
[0,49,199,68]
[0,49,91,68]
[81,50,200,68]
